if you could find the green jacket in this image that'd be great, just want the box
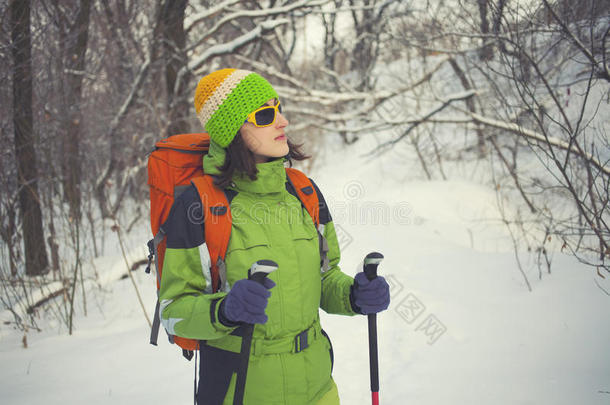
[159,141,356,405]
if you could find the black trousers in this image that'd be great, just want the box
[196,341,241,405]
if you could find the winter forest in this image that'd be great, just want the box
[1,0,609,404]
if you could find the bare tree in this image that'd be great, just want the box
[161,0,190,136]
[10,0,49,277]
[348,0,391,91]
[51,0,92,221]
[382,0,609,278]
[476,0,493,61]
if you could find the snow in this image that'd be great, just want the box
[2,11,610,403]
[2,132,609,404]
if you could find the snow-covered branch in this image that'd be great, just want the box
[63,68,96,80]
[171,19,289,98]
[184,0,241,33]
[187,0,329,40]
[188,19,289,74]
[467,112,610,177]
[265,56,449,107]
[307,0,398,14]
[311,117,475,134]
[232,54,315,94]
[368,90,477,156]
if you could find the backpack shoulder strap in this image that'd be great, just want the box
[285,167,320,227]
[191,175,232,293]
[285,168,331,273]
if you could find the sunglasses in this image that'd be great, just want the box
[245,100,282,127]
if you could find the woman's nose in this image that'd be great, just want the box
[276,111,289,128]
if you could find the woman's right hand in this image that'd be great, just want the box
[219,278,276,325]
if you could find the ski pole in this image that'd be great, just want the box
[233,259,278,405]
[363,252,384,405]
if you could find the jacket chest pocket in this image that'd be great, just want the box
[225,225,271,281]
[290,218,320,270]
[291,223,317,243]
[290,205,318,242]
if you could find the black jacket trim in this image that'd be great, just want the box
[309,178,332,225]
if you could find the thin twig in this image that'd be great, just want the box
[113,219,152,328]
[368,90,476,156]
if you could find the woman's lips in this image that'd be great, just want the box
[274,134,286,140]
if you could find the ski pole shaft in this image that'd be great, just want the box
[363,252,384,405]
[368,314,379,405]
[233,260,278,405]
[234,326,253,405]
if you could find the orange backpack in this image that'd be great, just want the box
[145,133,321,358]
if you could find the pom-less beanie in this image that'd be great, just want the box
[194,68,278,148]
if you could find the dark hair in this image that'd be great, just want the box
[214,132,310,189]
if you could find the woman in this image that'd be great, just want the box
[159,68,390,405]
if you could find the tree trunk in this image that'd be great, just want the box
[349,0,376,91]
[161,0,190,136]
[60,0,92,221]
[11,0,49,276]
[477,0,494,61]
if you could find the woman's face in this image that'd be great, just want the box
[240,99,289,163]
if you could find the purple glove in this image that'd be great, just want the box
[350,272,390,315]
[219,278,276,326]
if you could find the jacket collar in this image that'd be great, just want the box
[202,140,287,194]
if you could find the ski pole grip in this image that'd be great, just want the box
[363,252,384,281]
[248,259,278,285]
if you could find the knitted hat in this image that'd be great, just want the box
[194,68,278,148]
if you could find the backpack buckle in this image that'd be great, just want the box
[210,205,227,216]
[145,239,154,274]
[182,349,194,361]
[294,330,309,353]
[300,186,314,195]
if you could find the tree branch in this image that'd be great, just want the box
[466,111,610,177]
[541,0,610,82]
[368,90,476,156]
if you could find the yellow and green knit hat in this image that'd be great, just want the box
[194,68,278,148]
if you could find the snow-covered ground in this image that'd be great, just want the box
[1,133,608,405]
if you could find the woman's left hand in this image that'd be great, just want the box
[350,272,391,315]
